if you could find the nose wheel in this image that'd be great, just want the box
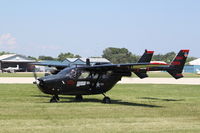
[50,95,59,103]
[102,93,111,104]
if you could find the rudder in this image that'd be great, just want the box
[134,50,154,78]
[138,49,154,63]
[167,49,189,79]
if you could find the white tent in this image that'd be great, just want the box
[189,58,200,65]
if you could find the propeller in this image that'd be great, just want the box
[33,67,39,85]
[33,67,45,88]
[33,71,37,81]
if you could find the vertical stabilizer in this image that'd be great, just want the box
[138,49,154,63]
[134,50,154,78]
[167,49,189,79]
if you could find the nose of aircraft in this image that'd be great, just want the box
[38,79,45,87]
[33,74,63,94]
[33,78,47,92]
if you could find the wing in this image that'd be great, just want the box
[81,62,167,79]
[83,62,168,71]
[31,62,70,70]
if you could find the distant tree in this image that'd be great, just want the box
[152,51,176,63]
[57,52,81,61]
[163,52,176,63]
[186,57,197,64]
[28,56,37,61]
[102,47,139,63]
[0,51,12,55]
[152,54,163,61]
[152,51,197,64]
[38,56,55,60]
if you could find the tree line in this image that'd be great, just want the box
[27,52,81,61]
[102,47,196,64]
[0,48,197,63]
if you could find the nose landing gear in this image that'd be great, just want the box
[50,95,60,103]
[102,93,111,104]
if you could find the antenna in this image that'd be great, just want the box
[86,58,90,66]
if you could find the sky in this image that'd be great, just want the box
[0,0,200,58]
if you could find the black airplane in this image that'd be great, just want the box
[33,49,189,103]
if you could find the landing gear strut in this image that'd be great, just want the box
[50,95,59,103]
[75,95,83,101]
[102,93,111,104]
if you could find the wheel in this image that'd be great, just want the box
[50,96,58,103]
[50,97,57,103]
[102,97,111,104]
[75,95,83,101]
[54,95,60,101]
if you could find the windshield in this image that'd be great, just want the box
[57,68,72,76]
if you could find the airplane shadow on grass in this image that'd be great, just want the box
[32,95,162,108]
[139,97,185,102]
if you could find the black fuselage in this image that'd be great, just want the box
[37,67,123,96]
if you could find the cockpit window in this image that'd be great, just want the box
[92,73,99,79]
[70,69,77,78]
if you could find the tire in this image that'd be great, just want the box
[50,97,58,103]
[102,97,111,104]
[75,95,83,101]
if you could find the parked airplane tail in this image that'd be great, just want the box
[167,49,189,79]
[134,50,154,79]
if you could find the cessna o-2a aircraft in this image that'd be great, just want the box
[33,49,189,103]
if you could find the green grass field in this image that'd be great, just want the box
[0,84,200,133]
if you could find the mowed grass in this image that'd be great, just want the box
[0,84,200,133]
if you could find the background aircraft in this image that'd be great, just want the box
[3,65,21,73]
[33,49,189,103]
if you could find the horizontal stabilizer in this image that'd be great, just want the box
[134,72,148,79]
[167,71,183,79]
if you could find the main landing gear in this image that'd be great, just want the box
[75,95,83,101]
[102,93,111,104]
[49,94,111,103]
[50,95,59,103]
[49,95,84,102]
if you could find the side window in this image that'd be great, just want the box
[102,71,113,78]
[92,73,99,79]
[78,71,90,79]
[107,71,112,76]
